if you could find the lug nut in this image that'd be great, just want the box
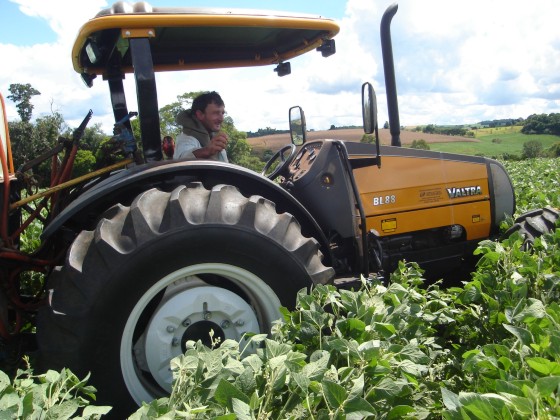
[221,320,230,329]
[166,325,175,333]
[182,318,191,327]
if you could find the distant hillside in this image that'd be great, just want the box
[247,128,477,156]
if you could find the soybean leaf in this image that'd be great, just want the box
[213,379,249,411]
[231,398,253,420]
[344,396,376,417]
[535,376,560,396]
[526,357,560,375]
[322,380,347,409]
[503,324,533,346]
[441,388,461,411]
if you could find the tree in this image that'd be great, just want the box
[423,124,436,134]
[221,116,263,171]
[522,140,543,159]
[9,111,65,173]
[7,83,41,123]
[262,149,275,161]
[8,121,34,170]
[360,134,375,144]
[29,112,67,187]
[80,123,109,154]
[72,150,97,178]
[522,113,560,136]
[159,91,205,136]
[410,139,430,150]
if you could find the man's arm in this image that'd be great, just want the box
[192,132,228,159]
[173,134,200,159]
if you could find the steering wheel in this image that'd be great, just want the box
[261,144,297,180]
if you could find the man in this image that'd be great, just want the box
[173,91,229,162]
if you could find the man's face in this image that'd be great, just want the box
[196,102,225,133]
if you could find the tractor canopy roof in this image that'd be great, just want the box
[72,1,340,80]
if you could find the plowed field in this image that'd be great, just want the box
[247,128,478,155]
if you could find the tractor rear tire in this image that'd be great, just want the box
[37,183,333,417]
[502,206,559,249]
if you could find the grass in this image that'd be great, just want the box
[427,125,560,156]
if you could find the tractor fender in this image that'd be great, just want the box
[42,160,331,261]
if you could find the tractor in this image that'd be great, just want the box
[0,2,557,416]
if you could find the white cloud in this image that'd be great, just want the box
[13,0,108,40]
[373,0,560,124]
[1,0,559,136]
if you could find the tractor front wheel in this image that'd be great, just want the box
[37,183,333,417]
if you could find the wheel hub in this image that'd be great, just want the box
[144,284,259,392]
[181,320,225,351]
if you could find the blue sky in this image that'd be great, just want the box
[1,0,559,134]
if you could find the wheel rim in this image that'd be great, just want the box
[120,263,282,405]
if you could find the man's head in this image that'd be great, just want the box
[192,91,225,133]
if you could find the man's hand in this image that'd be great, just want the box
[209,132,228,154]
[193,132,228,158]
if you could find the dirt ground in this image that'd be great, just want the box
[247,128,478,154]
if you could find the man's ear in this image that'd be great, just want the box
[194,110,205,121]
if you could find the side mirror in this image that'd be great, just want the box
[362,82,378,134]
[361,82,381,167]
[289,106,306,146]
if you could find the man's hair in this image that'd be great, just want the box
[191,91,224,114]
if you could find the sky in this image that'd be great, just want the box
[1,0,559,135]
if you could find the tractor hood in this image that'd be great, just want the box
[72,1,340,79]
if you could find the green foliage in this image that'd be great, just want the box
[8,112,65,172]
[502,159,560,213]
[158,91,204,137]
[130,158,559,418]
[262,149,275,161]
[7,83,40,123]
[521,140,543,159]
[545,142,560,157]
[443,228,560,419]
[5,85,103,183]
[131,218,560,418]
[18,204,46,298]
[360,134,375,144]
[7,120,34,170]
[80,123,109,154]
[421,124,468,136]
[246,127,289,138]
[428,128,559,158]
[222,116,264,172]
[522,113,560,136]
[410,139,430,150]
[0,357,111,419]
[72,150,96,178]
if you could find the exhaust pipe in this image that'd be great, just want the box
[380,3,401,147]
